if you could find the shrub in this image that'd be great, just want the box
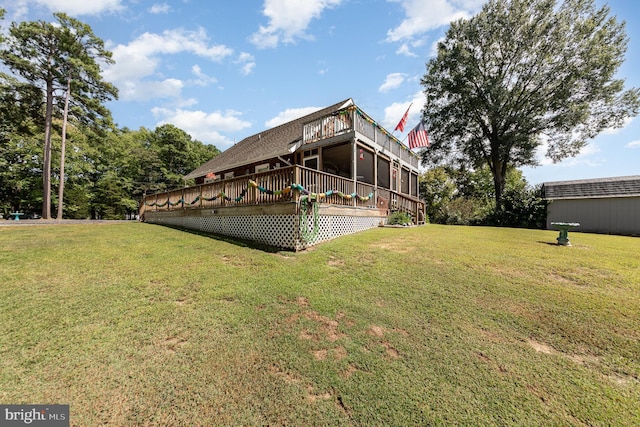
[387,211,412,225]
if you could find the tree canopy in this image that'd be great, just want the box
[420,0,640,206]
[0,11,220,219]
[0,12,118,218]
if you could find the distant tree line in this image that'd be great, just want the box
[0,9,219,219]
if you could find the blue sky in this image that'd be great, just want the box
[2,0,638,185]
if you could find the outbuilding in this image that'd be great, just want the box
[543,175,640,236]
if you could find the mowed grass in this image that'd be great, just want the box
[0,222,638,426]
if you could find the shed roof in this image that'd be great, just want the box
[543,175,640,199]
[184,98,354,180]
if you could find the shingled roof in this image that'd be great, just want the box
[184,98,354,180]
[543,175,640,199]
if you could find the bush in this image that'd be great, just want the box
[387,211,412,225]
[482,185,547,229]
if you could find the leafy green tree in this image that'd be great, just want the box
[420,0,639,207]
[151,124,220,188]
[0,73,44,216]
[419,167,457,223]
[1,12,117,218]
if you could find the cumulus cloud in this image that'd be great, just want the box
[383,91,425,132]
[191,65,218,86]
[386,0,484,43]
[602,116,634,135]
[396,43,417,57]
[118,78,184,102]
[152,107,252,147]
[533,138,602,167]
[379,73,407,93]
[33,0,124,15]
[626,140,640,148]
[250,0,343,49]
[235,52,256,75]
[103,28,233,101]
[150,3,170,14]
[265,106,323,128]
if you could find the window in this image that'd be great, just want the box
[255,163,270,173]
[401,168,410,194]
[304,156,319,170]
[356,147,374,184]
[322,142,351,178]
[411,172,418,197]
[224,171,235,180]
[377,157,390,189]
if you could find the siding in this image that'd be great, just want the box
[547,197,640,235]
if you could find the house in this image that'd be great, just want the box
[543,175,640,236]
[141,98,426,250]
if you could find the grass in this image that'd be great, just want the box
[0,222,638,426]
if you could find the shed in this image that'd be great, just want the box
[543,175,640,235]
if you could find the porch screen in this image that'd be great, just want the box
[357,148,374,185]
[401,168,410,194]
[411,172,418,197]
[322,142,351,178]
[377,157,390,189]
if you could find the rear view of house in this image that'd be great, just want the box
[543,175,640,236]
[141,98,426,250]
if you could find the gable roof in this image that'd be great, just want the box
[543,175,640,200]
[184,98,354,180]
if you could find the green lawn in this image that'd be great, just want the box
[1,223,638,425]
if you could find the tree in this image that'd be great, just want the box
[0,13,118,218]
[151,124,220,188]
[419,167,457,223]
[420,0,639,207]
[0,73,44,216]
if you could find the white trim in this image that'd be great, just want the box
[255,163,270,173]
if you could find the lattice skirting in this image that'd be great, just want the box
[144,205,386,250]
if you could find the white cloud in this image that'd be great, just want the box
[103,28,233,101]
[152,107,252,147]
[379,73,407,93]
[150,3,171,14]
[603,116,634,134]
[191,65,218,86]
[250,0,343,49]
[396,43,417,57]
[534,138,602,167]
[429,36,445,57]
[118,78,184,102]
[383,91,425,131]
[265,106,323,128]
[235,52,256,76]
[626,140,640,148]
[386,0,484,43]
[34,0,124,15]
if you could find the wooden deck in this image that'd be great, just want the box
[140,165,425,224]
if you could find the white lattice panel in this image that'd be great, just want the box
[145,209,382,251]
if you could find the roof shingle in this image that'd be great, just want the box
[543,175,640,199]
[184,98,353,180]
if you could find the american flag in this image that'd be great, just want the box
[408,121,430,149]
[394,103,411,132]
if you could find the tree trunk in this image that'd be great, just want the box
[42,83,54,219]
[56,75,71,220]
[492,161,506,209]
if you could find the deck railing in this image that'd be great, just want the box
[141,166,424,223]
[302,108,420,169]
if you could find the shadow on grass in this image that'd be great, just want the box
[156,223,288,253]
[538,241,562,246]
